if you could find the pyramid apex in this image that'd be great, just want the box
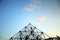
[28,23,31,25]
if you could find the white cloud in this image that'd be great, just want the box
[24,0,41,11]
[24,4,36,11]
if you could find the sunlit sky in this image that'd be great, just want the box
[0,0,60,40]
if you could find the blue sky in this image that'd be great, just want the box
[0,0,60,40]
